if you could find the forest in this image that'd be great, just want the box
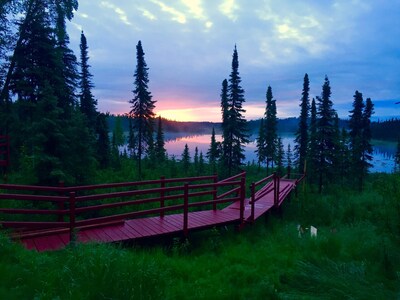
[0,1,399,298]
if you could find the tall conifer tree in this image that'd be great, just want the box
[155,116,166,162]
[264,85,277,172]
[395,137,400,173]
[316,76,336,193]
[221,46,248,175]
[308,98,318,179]
[255,118,266,168]
[129,40,156,177]
[207,127,220,173]
[294,73,310,173]
[79,31,97,129]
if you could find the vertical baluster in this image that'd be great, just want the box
[160,176,165,218]
[183,183,189,237]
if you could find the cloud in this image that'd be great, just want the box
[137,7,157,20]
[100,1,132,26]
[219,0,239,21]
[150,0,187,24]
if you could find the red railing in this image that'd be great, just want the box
[0,173,246,243]
[249,171,304,222]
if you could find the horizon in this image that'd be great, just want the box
[67,1,400,122]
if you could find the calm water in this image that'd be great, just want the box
[164,133,397,173]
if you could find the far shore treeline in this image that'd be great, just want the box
[107,114,400,141]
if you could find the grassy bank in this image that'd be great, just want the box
[0,173,399,299]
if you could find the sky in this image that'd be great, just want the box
[66,0,400,122]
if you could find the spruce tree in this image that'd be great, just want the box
[127,117,136,157]
[54,2,78,113]
[395,137,400,173]
[286,144,293,176]
[255,118,266,169]
[207,127,220,174]
[220,79,229,169]
[308,98,318,177]
[194,146,199,174]
[155,116,166,162]
[129,40,156,177]
[221,46,248,175]
[96,112,111,168]
[113,116,125,146]
[276,137,285,175]
[316,76,336,193]
[359,97,374,190]
[349,91,374,190]
[79,31,97,129]
[264,85,277,172]
[199,151,205,175]
[181,144,190,175]
[294,73,310,173]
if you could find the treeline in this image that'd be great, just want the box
[371,118,400,141]
[0,1,110,185]
[108,115,220,134]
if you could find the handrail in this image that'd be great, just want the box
[0,173,245,242]
[218,171,246,183]
[250,173,277,222]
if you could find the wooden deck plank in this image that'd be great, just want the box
[112,224,137,240]
[21,238,37,251]
[77,231,92,243]
[45,235,66,251]
[101,226,127,241]
[125,219,154,237]
[120,221,144,238]
[33,236,59,252]
[139,218,175,235]
[158,216,182,232]
[81,228,108,243]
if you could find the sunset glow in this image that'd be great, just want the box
[156,106,222,122]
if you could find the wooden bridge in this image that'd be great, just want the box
[0,172,305,252]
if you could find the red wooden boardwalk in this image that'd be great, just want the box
[1,172,304,252]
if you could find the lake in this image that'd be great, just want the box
[164,132,397,173]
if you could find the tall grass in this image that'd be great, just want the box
[0,173,399,299]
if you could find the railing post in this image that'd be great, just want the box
[183,183,189,237]
[160,176,165,218]
[58,181,65,222]
[276,173,281,208]
[250,182,255,222]
[69,192,76,244]
[273,172,278,208]
[212,174,217,211]
[240,176,245,223]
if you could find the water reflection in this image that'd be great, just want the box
[165,133,396,173]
